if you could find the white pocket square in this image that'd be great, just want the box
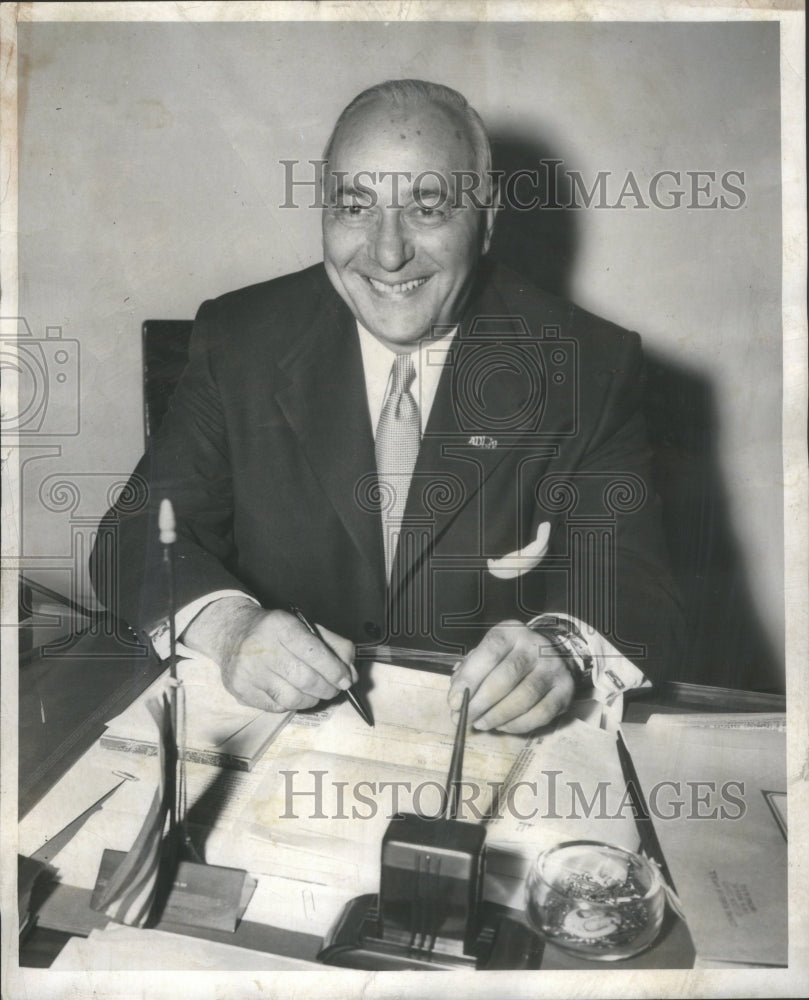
[487,522,551,580]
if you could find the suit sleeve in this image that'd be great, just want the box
[536,330,685,683]
[89,299,256,638]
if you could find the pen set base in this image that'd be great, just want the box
[318,892,544,970]
[318,813,544,971]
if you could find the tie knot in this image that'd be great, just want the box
[391,353,416,396]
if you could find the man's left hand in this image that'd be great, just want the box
[448,621,575,734]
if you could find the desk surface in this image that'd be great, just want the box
[17,637,785,972]
[19,629,164,818]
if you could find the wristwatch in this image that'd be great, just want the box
[529,617,595,690]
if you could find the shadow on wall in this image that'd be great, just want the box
[488,131,579,303]
[487,129,783,693]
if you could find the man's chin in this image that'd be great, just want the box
[355,305,432,347]
[363,323,429,349]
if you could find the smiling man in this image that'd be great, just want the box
[91,79,683,733]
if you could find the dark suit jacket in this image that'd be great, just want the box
[91,261,683,678]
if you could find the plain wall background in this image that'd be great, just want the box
[15,20,783,686]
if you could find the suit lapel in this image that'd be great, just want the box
[274,292,386,595]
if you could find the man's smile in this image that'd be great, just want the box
[364,275,432,297]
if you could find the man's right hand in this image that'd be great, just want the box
[183,597,356,712]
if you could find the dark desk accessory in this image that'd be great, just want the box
[89,499,253,931]
[18,854,53,942]
[318,690,545,970]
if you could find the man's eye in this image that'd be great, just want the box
[330,202,375,226]
[342,201,375,215]
[407,204,448,226]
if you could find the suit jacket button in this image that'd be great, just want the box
[364,621,382,640]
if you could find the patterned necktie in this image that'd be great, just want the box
[375,353,420,579]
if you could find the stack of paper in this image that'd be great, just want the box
[101,656,293,770]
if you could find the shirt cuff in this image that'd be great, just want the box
[149,590,260,660]
[527,612,652,699]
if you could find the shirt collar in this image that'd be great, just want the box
[355,321,457,434]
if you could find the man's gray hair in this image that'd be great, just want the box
[323,79,493,192]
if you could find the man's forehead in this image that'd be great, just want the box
[328,99,476,170]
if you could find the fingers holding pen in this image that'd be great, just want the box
[448,620,522,719]
[223,609,356,710]
[277,614,356,692]
[311,623,358,685]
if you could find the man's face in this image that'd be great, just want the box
[322,101,495,352]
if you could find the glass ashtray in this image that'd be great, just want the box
[525,840,666,960]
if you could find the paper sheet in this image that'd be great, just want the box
[621,722,787,966]
[238,664,524,891]
[484,717,640,880]
[50,925,321,971]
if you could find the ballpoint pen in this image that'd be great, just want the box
[288,604,374,727]
[615,730,674,889]
[615,729,686,920]
[444,687,470,820]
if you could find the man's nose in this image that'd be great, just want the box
[370,210,414,272]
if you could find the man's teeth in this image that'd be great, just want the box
[368,276,428,294]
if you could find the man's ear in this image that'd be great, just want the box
[480,191,499,255]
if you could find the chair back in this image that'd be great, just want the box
[141,319,194,442]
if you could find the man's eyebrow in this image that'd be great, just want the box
[408,176,456,208]
[410,177,448,198]
[331,179,372,200]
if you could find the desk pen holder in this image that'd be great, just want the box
[318,812,544,970]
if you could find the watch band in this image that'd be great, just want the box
[529,617,595,689]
